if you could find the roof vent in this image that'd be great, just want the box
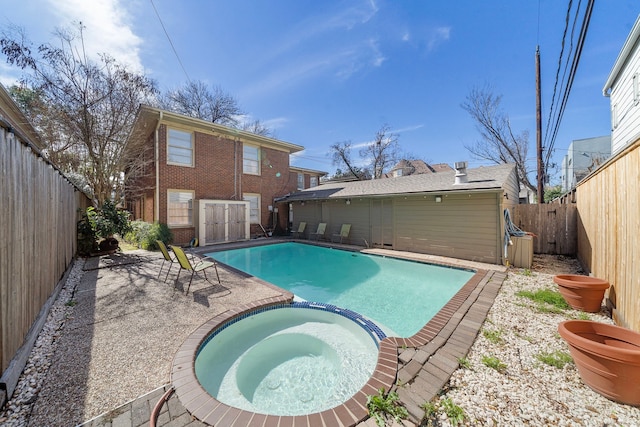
[454,161,468,185]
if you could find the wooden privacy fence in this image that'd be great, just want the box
[576,139,640,332]
[511,204,577,255]
[0,123,90,404]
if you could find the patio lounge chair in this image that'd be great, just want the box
[292,222,306,238]
[332,224,351,244]
[156,240,176,282]
[309,223,327,241]
[171,245,221,294]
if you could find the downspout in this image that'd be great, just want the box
[154,111,163,222]
[233,138,238,200]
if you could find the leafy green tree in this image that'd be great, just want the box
[544,185,563,202]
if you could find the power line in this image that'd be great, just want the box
[544,0,594,169]
[543,0,575,146]
[149,0,191,83]
[542,0,594,172]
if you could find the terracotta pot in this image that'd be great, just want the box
[553,274,609,313]
[558,320,640,406]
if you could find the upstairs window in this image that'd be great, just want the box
[297,173,304,190]
[310,176,318,187]
[243,144,260,175]
[167,129,193,166]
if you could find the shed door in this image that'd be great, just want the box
[228,204,246,241]
[205,203,226,243]
[371,199,393,248]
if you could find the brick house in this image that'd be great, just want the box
[125,105,325,245]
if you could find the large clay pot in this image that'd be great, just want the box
[553,274,609,312]
[558,320,640,406]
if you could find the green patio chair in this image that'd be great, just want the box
[171,245,221,295]
[309,222,327,241]
[332,224,351,244]
[292,222,306,238]
[156,240,176,282]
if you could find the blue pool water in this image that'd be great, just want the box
[207,242,474,337]
[195,304,380,415]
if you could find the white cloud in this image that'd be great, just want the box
[393,124,424,133]
[262,116,289,130]
[45,0,143,71]
[369,39,386,67]
[428,26,451,51]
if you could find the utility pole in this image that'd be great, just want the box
[536,46,544,204]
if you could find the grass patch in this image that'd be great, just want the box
[457,357,471,369]
[574,312,591,320]
[516,288,569,313]
[482,355,507,373]
[535,351,573,369]
[482,328,504,344]
[366,388,408,427]
[421,399,466,427]
[441,398,466,426]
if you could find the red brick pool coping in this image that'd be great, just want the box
[171,266,489,427]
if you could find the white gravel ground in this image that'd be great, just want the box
[432,257,640,427]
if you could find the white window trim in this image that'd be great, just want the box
[167,189,194,227]
[297,173,304,190]
[243,144,261,175]
[243,193,261,224]
[310,176,318,188]
[167,128,194,167]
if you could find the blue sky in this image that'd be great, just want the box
[1,1,638,183]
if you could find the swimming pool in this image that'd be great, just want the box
[207,242,475,337]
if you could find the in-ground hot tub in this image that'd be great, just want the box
[182,302,386,418]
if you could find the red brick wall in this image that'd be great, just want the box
[155,124,298,243]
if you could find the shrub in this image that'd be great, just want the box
[77,201,132,255]
[124,220,172,250]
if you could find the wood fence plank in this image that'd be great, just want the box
[512,204,577,256]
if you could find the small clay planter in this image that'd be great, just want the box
[553,274,609,312]
[558,320,640,406]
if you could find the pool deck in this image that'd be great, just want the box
[78,239,507,427]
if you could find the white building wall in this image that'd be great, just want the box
[606,18,640,154]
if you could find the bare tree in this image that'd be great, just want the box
[160,80,243,127]
[461,86,536,192]
[330,124,400,180]
[1,24,157,205]
[240,118,273,137]
[360,124,400,179]
[159,80,274,136]
[330,141,369,180]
